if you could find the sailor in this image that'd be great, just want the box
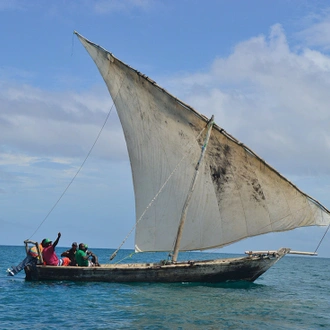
[42,232,70,266]
[7,244,43,276]
[76,243,100,267]
[61,242,78,266]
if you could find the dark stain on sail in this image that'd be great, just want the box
[189,122,196,129]
[208,144,232,194]
[250,179,266,201]
[223,144,230,157]
[210,165,229,193]
[208,141,266,204]
[240,168,266,203]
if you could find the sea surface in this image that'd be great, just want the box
[1,245,329,329]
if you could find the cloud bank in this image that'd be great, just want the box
[166,24,330,180]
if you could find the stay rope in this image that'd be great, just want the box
[29,74,126,240]
[314,223,330,254]
[109,125,207,261]
[113,251,137,264]
[28,103,115,240]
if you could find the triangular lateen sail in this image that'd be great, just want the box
[75,32,330,253]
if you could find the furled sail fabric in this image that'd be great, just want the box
[76,32,330,253]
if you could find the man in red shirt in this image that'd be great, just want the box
[42,232,70,266]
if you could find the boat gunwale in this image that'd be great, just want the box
[33,255,273,271]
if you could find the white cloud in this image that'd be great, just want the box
[0,78,129,195]
[297,12,330,51]
[0,153,38,166]
[163,24,330,180]
[0,81,127,160]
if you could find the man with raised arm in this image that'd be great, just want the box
[42,232,70,266]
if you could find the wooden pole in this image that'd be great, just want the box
[245,250,317,256]
[172,116,214,262]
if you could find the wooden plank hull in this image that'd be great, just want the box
[24,249,289,283]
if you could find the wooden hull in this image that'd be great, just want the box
[24,248,289,283]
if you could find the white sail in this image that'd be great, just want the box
[76,33,330,253]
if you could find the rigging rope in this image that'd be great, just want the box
[109,125,207,261]
[113,251,136,265]
[29,66,126,240]
[29,103,115,240]
[314,223,330,254]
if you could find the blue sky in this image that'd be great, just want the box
[2,0,330,257]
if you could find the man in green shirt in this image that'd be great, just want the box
[76,243,100,267]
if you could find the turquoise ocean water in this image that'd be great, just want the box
[1,245,330,329]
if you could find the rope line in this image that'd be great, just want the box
[29,103,115,240]
[314,223,330,254]
[113,252,136,265]
[29,64,126,240]
[110,126,207,261]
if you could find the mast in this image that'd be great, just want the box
[172,116,214,262]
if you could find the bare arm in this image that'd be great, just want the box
[82,251,92,260]
[53,232,61,249]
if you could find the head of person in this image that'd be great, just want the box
[79,243,87,251]
[72,242,78,251]
[41,238,52,248]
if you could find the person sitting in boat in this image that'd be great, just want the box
[85,244,100,266]
[7,244,43,276]
[76,243,100,267]
[41,232,70,266]
[61,242,78,266]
